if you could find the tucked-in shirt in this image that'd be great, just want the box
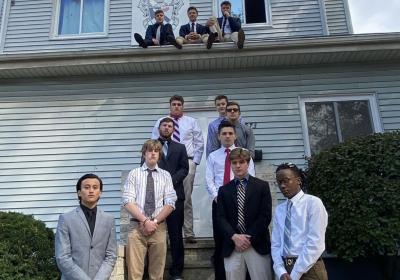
[152,115,204,164]
[80,203,97,236]
[271,190,328,280]
[206,145,255,199]
[121,162,177,218]
[206,116,247,158]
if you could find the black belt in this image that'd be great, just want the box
[188,157,194,160]
[282,256,322,266]
[130,218,163,224]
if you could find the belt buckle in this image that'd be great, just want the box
[286,258,294,266]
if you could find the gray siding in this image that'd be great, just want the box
[1,63,399,234]
[324,0,351,34]
[2,0,328,54]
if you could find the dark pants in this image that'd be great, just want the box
[212,200,226,280]
[166,199,185,277]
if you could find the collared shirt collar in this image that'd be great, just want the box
[141,162,159,172]
[289,190,305,205]
[234,173,250,186]
[189,21,197,25]
[221,144,236,150]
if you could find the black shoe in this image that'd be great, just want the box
[237,29,245,49]
[185,236,197,244]
[168,36,182,49]
[207,32,217,49]
[134,33,147,48]
[169,276,184,280]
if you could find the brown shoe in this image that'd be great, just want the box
[237,29,245,49]
[185,236,197,244]
[207,32,217,49]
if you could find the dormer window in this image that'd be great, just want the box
[215,0,272,25]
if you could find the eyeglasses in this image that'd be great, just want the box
[226,108,239,112]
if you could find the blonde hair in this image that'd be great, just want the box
[141,139,162,159]
[229,147,251,163]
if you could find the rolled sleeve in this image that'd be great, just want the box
[163,173,177,209]
[121,171,137,206]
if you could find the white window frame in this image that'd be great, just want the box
[299,93,383,156]
[0,0,10,53]
[51,0,109,40]
[213,0,272,28]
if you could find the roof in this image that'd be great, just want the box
[1,33,400,79]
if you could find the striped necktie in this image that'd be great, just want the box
[223,148,231,185]
[283,200,293,256]
[172,117,180,142]
[237,179,246,234]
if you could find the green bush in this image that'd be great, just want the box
[307,131,400,262]
[0,212,60,280]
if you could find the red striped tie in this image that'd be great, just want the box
[223,148,231,185]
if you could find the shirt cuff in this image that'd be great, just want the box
[164,200,176,210]
[290,270,302,280]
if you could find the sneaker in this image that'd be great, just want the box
[207,32,217,49]
[134,33,147,48]
[237,29,245,49]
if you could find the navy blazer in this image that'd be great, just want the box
[217,175,272,257]
[217,16,242,33]
[179,22,209,37]
[157,140,189,201]
[145,23,175,45]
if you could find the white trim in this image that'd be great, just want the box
[130,0,135,46]
[213,0,272,25]
[51,0,109,40]
[342,0,354,34]
[299,93,383,156]
[317,0,329,36]
[0,0,10,53]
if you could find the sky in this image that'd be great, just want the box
[347,0,400,33]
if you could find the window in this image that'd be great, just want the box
[215,0,271,25]
[299,95,383,155]
[55,0,107,36]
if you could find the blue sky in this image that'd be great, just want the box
[348,0,400,33]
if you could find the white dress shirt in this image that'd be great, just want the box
[271,190,328,280]
[121,162,177,218]
[205,144,255,199]
[152,115,204,164]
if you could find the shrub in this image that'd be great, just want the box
[0,212,60,280]
[307,131,400,262]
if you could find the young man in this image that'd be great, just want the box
[55,174,117,280]
[271,163,328,280]
[226,101,255,158]
[206,95,229,158]
[157,117,189,280]
[122,140,177,280]
[152,95,204,243]
[206,1,245,49]
[134,9,182,49]
[206,121,255,280]
[176,6,209,46]
[217,148,272,280]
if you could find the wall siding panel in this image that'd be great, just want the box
[324,0,351,34]
[0,63,399,234]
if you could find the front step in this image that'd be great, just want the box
[165,238,215,280]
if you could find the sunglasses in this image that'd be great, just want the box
[226,108,239,112]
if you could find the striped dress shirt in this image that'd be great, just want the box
[122,162,177,218]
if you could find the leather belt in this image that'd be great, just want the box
[188,157,194,160]
[282,256,322,267]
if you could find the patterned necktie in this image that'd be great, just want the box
[223,148,231,185]
[156,24,161,42]
[162,141,168,157]
[237,179,246,234]
[144,169,156,217]
[172,117,180,142]
[190,22,195,32]
[283,200,293,256]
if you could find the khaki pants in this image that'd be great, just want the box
[285,259,328,280]
[126,221,167,280]
[176,35,208,45]
[183,159,196,238]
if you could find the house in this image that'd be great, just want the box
[0,0,399,249]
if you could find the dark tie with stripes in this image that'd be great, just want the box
[237,179,246,233]
[144,169,156,217]
[172,117,180,142]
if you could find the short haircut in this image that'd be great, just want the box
[155,9,164,16]
[218,120,236,134]
[141,139,162,159]
[187,6,198,13]
[226,101,241,112]
[169,95,184,105]
[214,95,228,104]
[276,162,308,191]
[220,1,231,7]
[76,173,103,201]
[229,147,251,163]
[159,117,174,128]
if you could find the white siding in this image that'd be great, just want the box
[324,0,350,34]
[1,63,399,234]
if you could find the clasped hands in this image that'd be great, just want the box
[231,233,251,252]
[139,218,158,236]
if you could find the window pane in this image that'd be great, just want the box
[245,0,266,23]
[82,0,104,33]
[58,0,81,35]
[337,101,373,141]
[305,102,339,154]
